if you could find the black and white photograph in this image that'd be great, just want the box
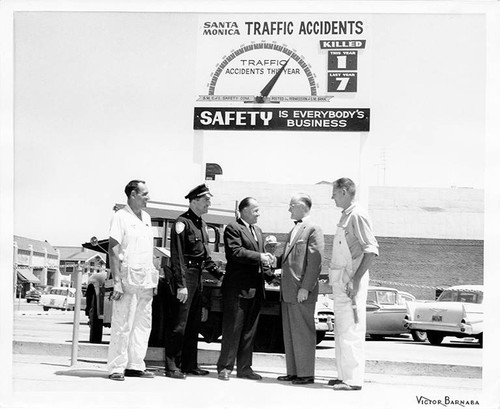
[1,1,499,408]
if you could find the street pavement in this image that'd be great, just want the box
[4,302,498,409]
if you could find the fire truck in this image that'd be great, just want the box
[83,200,334,352]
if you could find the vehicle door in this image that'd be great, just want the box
[366,289,407,334]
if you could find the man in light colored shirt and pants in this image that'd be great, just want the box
[107,180,159,381]
[329,178,379,391]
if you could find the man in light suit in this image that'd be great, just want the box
[275,193,324,385]
[216,197,274,381]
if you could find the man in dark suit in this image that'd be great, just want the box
[275,193,324,385]
[216,197,273,381]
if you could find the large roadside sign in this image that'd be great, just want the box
[194,15,371,132]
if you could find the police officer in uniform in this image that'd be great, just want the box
[164,184,222,378]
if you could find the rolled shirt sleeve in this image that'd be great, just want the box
[344,205,379,259]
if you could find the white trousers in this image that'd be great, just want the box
[107,284,154,374]
[332,272,369,386]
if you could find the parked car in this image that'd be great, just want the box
[25,288,42,303]
[40,286,85,311]
[405,284,483,347]
[315,294,334,344]
[366,286,427,342]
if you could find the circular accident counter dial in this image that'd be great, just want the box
[202,41,324,103]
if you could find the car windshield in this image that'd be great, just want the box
[438,290,483,304]
[368,290,397,305]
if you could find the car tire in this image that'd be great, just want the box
[478,333,483,348]
[43,306,49,311]
[27,299,31,303]
[316,331,326,345]
[411,330,427,342]
[89,291,103,343]
[426,331,444,345]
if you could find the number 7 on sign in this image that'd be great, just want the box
[327,72,358,92]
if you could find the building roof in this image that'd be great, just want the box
[54,246,105,263]
[14,235,58,256]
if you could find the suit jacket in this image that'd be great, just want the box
[278,219,324,304]
[221,219,267,295]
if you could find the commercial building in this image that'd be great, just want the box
[54,246,106,288]
[13,236,60,297]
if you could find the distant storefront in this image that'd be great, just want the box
[55,246,106,289]
[13,236,60,297]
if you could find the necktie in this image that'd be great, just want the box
[250,225,258,241]
[294,219,303,225]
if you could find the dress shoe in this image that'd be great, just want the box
[124,369,154,378]
[292,376,314,385]
[332,382,362,391]
[277,375,297,382]
[165,369,187,379]
[218,369,231,381]
[237,371,262,380]
[184,368,209,376]
[328,378,343,386]
[109,372,125,381]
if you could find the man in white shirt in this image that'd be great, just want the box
[329,178,378,391]
[107,180,159,381]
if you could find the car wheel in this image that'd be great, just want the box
[27,299,31,303]
[411,330,427,342]
[426,331,444,345]
[88,291,103,343]
[478,333,483,348]
[43,306,49,311]
[316,331,326,345]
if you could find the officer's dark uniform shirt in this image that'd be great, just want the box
[170,209,221,289]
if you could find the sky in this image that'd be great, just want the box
[6,9,488,246]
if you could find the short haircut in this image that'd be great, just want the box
[295,193,312,210]
[124,180,145,198]
[333,177,356,196]
[238,197,256,213]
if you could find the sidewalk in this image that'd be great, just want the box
[6,353,483,409]
[12,338,482,379]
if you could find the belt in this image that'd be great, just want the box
[186,258,204,269]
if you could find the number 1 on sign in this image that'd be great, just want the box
[336,55,347,69]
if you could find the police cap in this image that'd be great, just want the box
[185,183,213,200]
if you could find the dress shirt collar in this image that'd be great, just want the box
[240,218,253,229]
[293,215,310,225]
[342,203,357,215]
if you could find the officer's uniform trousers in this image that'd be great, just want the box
[165,266,202,372]
[107,283,154,374]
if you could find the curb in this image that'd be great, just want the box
[12,340,482,379]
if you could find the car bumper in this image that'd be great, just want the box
[405,320,476,335]
[315,316,334,332]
